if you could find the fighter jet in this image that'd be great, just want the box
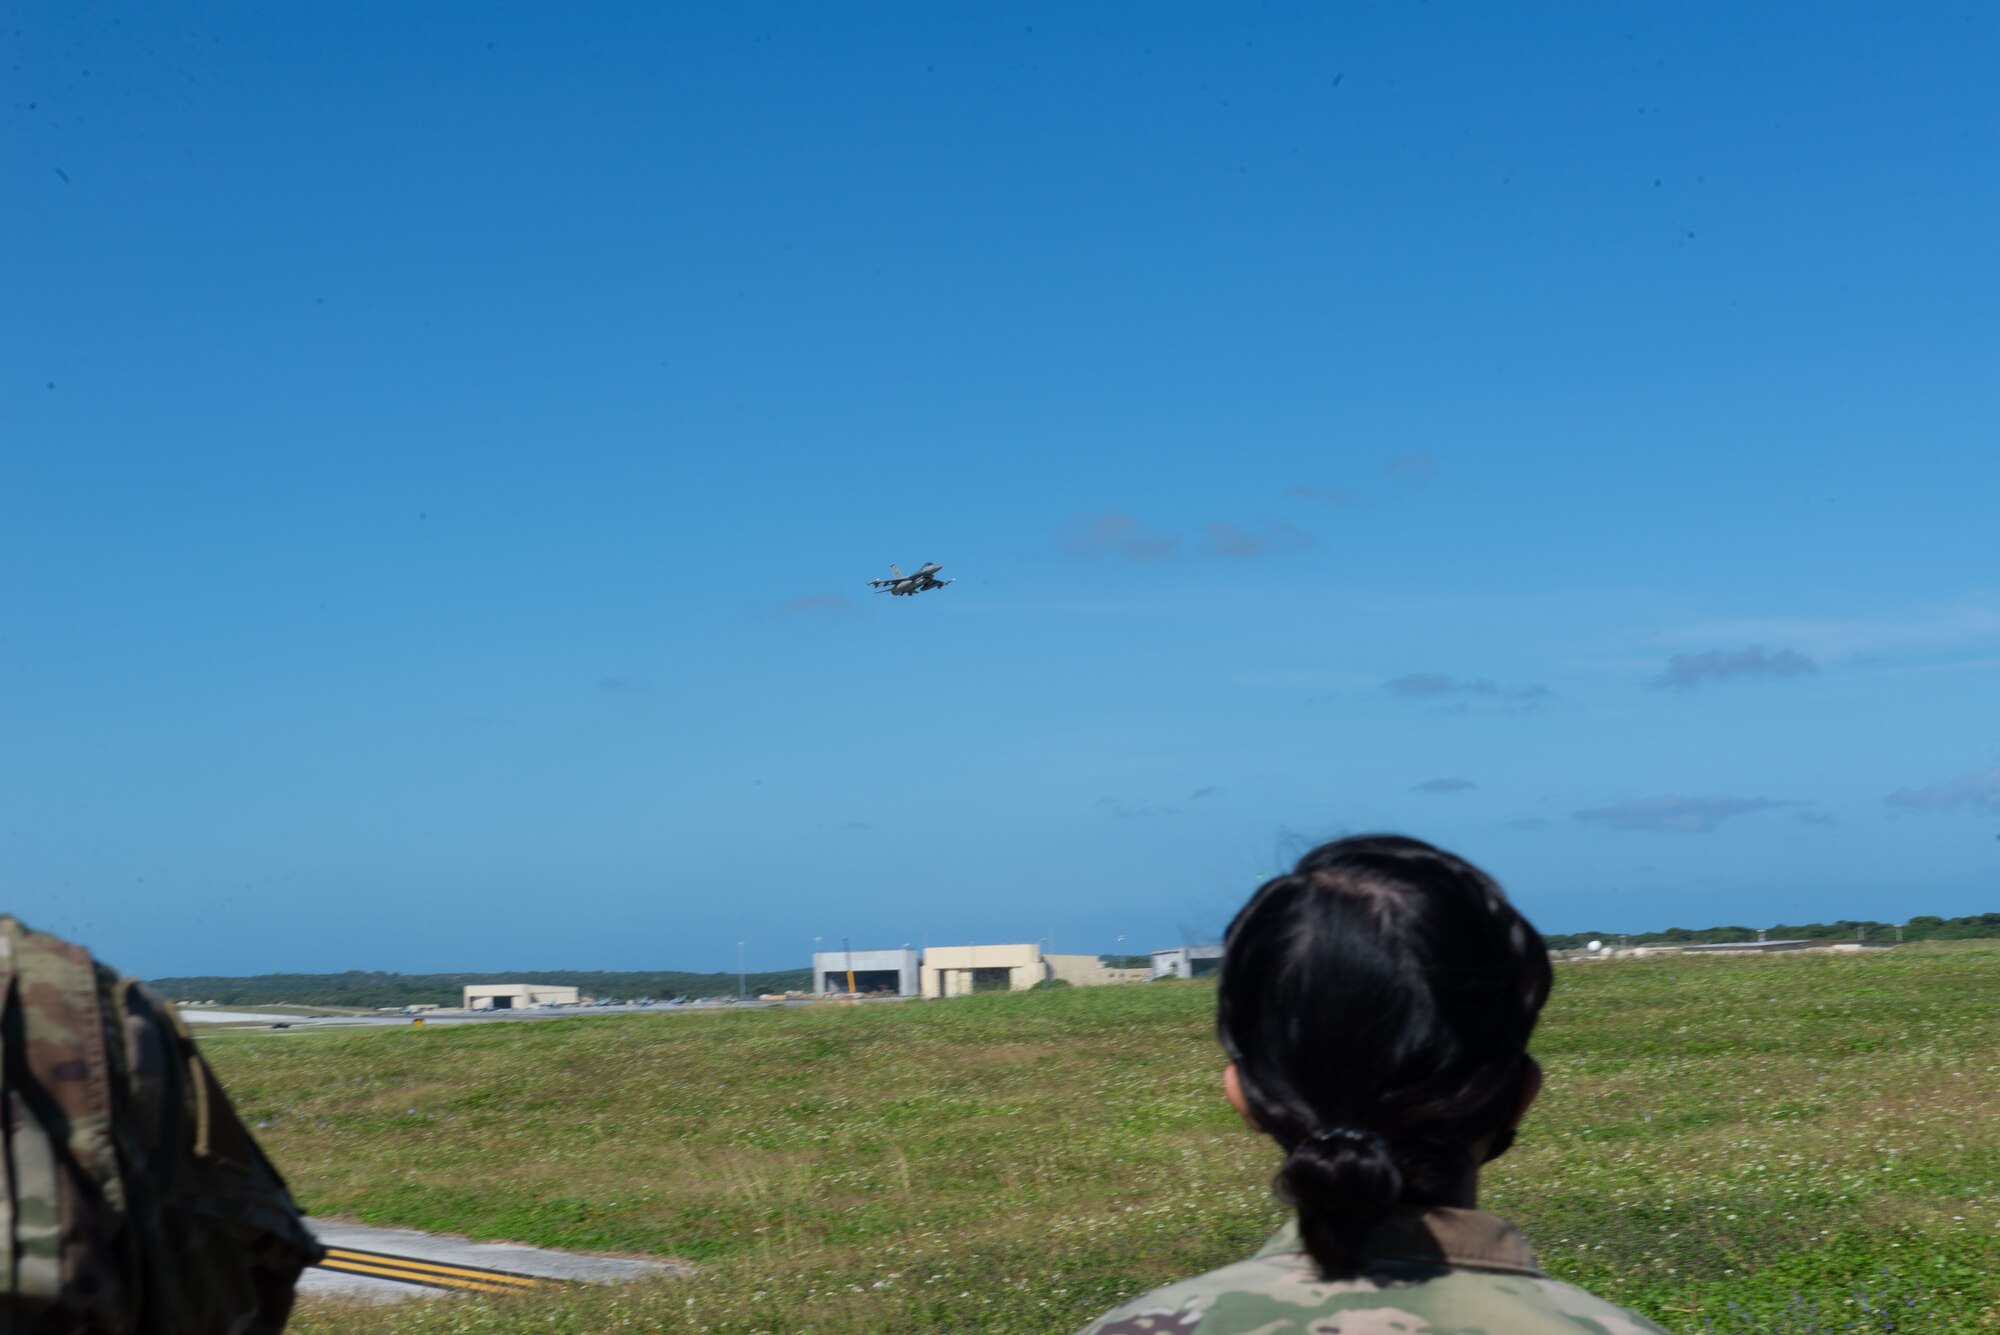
[868,562,954,597]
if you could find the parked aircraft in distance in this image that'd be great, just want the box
[868,562,953,597]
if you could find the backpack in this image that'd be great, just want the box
[0,917,323,1333]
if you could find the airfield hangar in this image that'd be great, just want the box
[813,948,920,997]
[463,983,580,1011]
[1150,946,1222,980]
[1044,954,1152,986]
[920,944,1047,997]
[813,946,1149,997]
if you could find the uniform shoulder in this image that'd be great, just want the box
[1075,1245,1366,1335]
[1078,1255,1672,1335]
[1524,1275,1677,1335]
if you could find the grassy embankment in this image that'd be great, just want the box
[202,943,1999,1333]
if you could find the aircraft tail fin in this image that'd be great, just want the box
[889,563,903,578]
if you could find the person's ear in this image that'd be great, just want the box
[1511,1056,1542,1128]
[1222,1063,1262,1132]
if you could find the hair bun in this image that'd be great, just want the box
[1308,1125,1389,1155]
[1279,1125,1403,1225]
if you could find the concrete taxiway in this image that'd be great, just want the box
[299,1218,686,1303]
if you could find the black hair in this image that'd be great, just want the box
[1216,834,1551,1276]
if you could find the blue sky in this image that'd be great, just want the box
[5,4,1996,976]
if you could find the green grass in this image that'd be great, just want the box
[200,943,2000,1333]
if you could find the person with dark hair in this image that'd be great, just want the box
[1078,835,1668,1334]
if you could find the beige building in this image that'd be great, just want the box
[921,944,1047,997]
[463,983,581,1011]
[1043,954,1150,987]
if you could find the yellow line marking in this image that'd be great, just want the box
[320,1247,550,1287]
[316,1256,518,1293]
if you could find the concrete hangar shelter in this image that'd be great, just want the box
[1150,946,1222,979]
[464,983,580,1011]
[813,948,920,997]
[806,945,1156,999]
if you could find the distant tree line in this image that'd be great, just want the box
[145,968,814,1009]
[1540,912,2000,952]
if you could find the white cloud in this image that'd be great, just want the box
[1885,766,2000,816]
[778,592,858,617]
[1381,673,1552,713]
[1286,484,1360,507]
[1385,452,1439,485]
[1200,519,1316,558]
[1573,795,1795,834]
[1650,646,1819,691]
[1662,598,2000,661]
[1060,511,1179,562]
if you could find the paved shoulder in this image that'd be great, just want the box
[300,1218,688,1304]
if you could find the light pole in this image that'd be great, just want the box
[737,941,746,1000]
[813,936,822,991]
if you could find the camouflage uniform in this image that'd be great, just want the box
[0,916,323,1334]
[1078,1207,1670,1335]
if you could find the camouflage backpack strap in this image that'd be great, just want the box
[0,916,133,1327]
[0,922,34,1300]
[112,978,322,1335]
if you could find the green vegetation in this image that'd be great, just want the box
[1541,912,2000,951]
[147,968,812,1009]
[201,944,1999,1333]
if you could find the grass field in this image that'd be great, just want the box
[201,943,1999,1333]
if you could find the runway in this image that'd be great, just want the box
[177,999,781,1029]
[178,995,905,1030]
